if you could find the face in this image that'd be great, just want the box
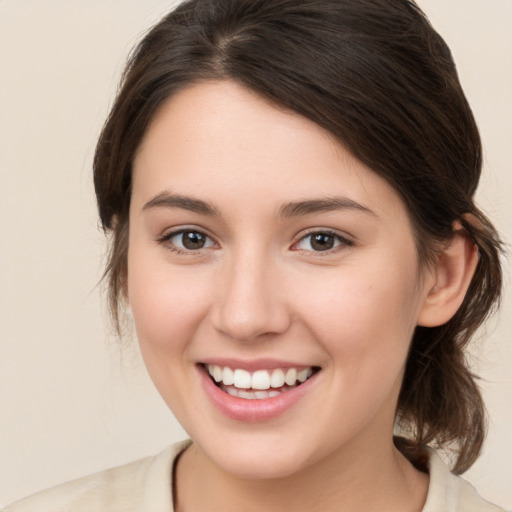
[128,80,433,479]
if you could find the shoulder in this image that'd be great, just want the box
[2,440,191,512]
[423,449,508,512]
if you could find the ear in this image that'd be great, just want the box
[417,221,479,327]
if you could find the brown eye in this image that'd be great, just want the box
[294,231,351,253]
[310,233,335,251]
[181,231,207,249]
[163,229,216,252]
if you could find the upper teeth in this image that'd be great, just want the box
[207,365,313,390]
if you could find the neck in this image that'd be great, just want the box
[174,436,429,512]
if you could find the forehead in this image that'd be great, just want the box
[132,80,408,223]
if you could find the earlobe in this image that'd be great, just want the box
[417,222,479,327]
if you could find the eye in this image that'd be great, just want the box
[294,231,352,252]
[160,229,216,253]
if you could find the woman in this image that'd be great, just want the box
[4,0,507,510]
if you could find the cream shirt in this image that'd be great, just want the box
[3,440,507,512]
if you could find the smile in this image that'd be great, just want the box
[206,364,318,400]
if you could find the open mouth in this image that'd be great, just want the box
[203,364,321,400]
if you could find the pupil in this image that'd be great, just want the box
[183,231,205,250]
[311,233,334,251]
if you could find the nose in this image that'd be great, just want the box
[211,250,292,342]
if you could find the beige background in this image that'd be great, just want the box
[0,0,510,508]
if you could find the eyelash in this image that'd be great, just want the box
[157,228,354,256]
[291,229,354,256]
[157,228,217,255]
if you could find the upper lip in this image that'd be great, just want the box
[199,358,319,372]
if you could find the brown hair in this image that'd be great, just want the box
[94,0,503,473]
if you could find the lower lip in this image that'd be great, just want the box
[199,366,319,422]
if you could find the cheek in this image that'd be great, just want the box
[126,247,216,415]
[296,256,421,372]
[301,264,421,431]
[127,246,212,356]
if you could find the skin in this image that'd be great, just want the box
[127,80,475,511]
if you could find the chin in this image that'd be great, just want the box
[196,431,319,480]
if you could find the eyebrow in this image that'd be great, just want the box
[143,192,221,216]
[278,197,376,218]
[142,192,376,219]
